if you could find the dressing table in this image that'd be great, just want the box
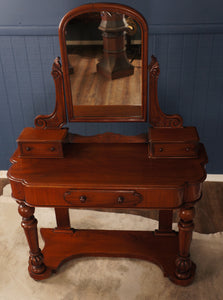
[8,3,207,286]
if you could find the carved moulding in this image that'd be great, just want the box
[34,57,67,129]
[149,55,183,128]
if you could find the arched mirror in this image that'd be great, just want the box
[59,3,148,122]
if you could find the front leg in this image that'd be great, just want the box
[175,205,195,281]
[17,201,52,280]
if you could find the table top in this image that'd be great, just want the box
[8,143,207,190]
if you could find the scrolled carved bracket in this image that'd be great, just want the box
[149,55,160,79]
[149,55,183,128]
[51,57,63,80]
[35,57,67,129]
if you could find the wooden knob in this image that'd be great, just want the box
[117,196,124,204]
[159,148,163,152]
[26,146,31,151]
[80,195,87,203]
[50,147,55,152]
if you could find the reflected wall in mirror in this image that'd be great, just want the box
[59,4,148,121]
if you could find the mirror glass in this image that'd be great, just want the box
[64,10,144,120]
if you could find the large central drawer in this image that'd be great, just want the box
[23,185,186,209]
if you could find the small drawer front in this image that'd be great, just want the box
[64,189,143,207]
[19,142,63,158]
[152,143,198,158]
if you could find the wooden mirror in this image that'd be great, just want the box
[59,3,148,122]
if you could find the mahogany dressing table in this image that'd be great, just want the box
[8,3,207,286]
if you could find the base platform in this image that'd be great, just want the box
[37,228,195,286]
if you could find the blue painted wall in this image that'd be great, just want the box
[0,1,223,172]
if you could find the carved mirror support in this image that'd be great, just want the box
[35,57,67,129]
[149,56,183,128]
[33,4,184,130]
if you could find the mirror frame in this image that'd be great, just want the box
[59,3,148,122]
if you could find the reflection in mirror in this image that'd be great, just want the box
[65,11,142,118]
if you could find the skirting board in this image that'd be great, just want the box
[206,174,223,182]
[0,171,7,178]
[0,170,222,182]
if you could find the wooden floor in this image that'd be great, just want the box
[1,179,222,234]
[195,182,223,233]
[68,54,142,106]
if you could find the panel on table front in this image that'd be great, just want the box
[24,186,184,208]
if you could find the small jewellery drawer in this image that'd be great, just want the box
[152,143,198,158]
[19,142,63,158]
[148,127,199,158]
[17,127,68,158]
[63,189,143,207]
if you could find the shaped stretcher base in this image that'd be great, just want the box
[32,228,196,286]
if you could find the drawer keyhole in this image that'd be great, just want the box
[117,196,124,204]
[80,195,87,203]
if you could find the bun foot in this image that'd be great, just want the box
[170,260,196,286]
[175,255,193,279]
[28,265,52,281]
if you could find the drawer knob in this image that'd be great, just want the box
[117,196,124,204]
[26,146,31,151]
[50,147,55,152]
[80,195,87,203]
[159,147,163,152]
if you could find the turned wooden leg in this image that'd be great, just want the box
[175,205,195,280]
[17,201,51,280]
